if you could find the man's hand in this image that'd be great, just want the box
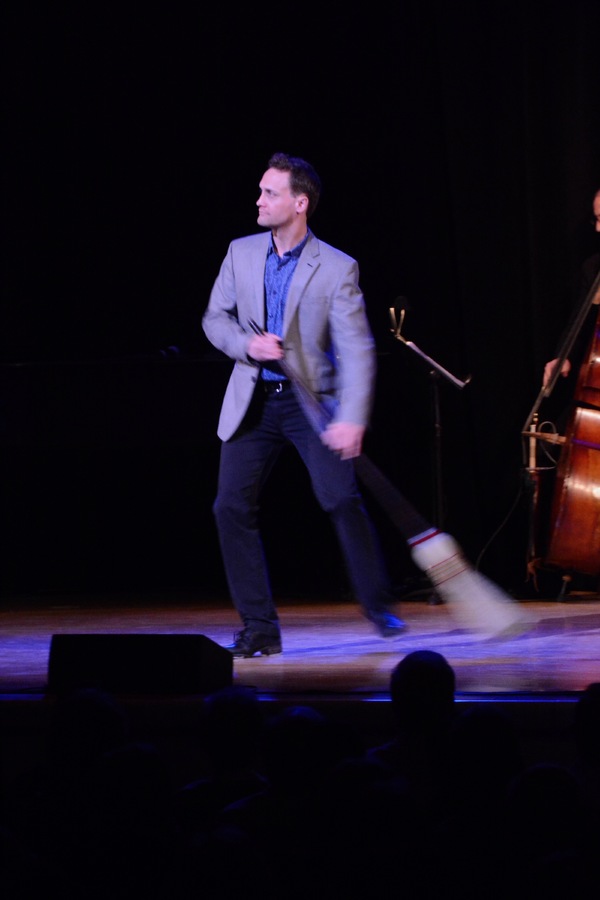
[321,422,365,460]
[543,357,571,387]
[248,331,284,362]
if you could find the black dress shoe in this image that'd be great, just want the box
[367,611,407,638]
[227,629,283,658]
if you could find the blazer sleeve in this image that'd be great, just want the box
[202,240,255,363]
[326,254,377,426]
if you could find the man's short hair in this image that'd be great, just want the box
[267,152,322,219]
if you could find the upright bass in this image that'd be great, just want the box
[524,266,600,581]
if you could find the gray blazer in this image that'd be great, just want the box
[202,230,377,441]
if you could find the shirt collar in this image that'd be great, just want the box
[268,230,310,259]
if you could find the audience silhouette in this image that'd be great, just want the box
[174,684,268,839]
[3,659,600,898]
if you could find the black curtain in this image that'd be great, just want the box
[2,1,599,594]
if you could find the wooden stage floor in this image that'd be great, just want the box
[2,589,600,698]
[2,589,600,789]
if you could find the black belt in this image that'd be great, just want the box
[261,379,292,394]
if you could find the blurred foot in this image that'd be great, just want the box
[367,611,407,638]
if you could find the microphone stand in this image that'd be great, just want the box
[389,308,471,602]
[390,308,471,528]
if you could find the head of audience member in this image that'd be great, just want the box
[573,681,600,767]
[389,649,456,738]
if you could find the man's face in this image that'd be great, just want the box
[593,193,600,233]
[256,168,303,230]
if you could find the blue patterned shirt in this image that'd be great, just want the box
[261,231,309,381]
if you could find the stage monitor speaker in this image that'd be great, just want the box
[47,633,233,696]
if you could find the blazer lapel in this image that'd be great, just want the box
[283,234,320,336]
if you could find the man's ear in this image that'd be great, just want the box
[296,194,308,213]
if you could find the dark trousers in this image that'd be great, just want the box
[213,387,393,636]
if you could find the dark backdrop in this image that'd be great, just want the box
[3,1,600,599]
